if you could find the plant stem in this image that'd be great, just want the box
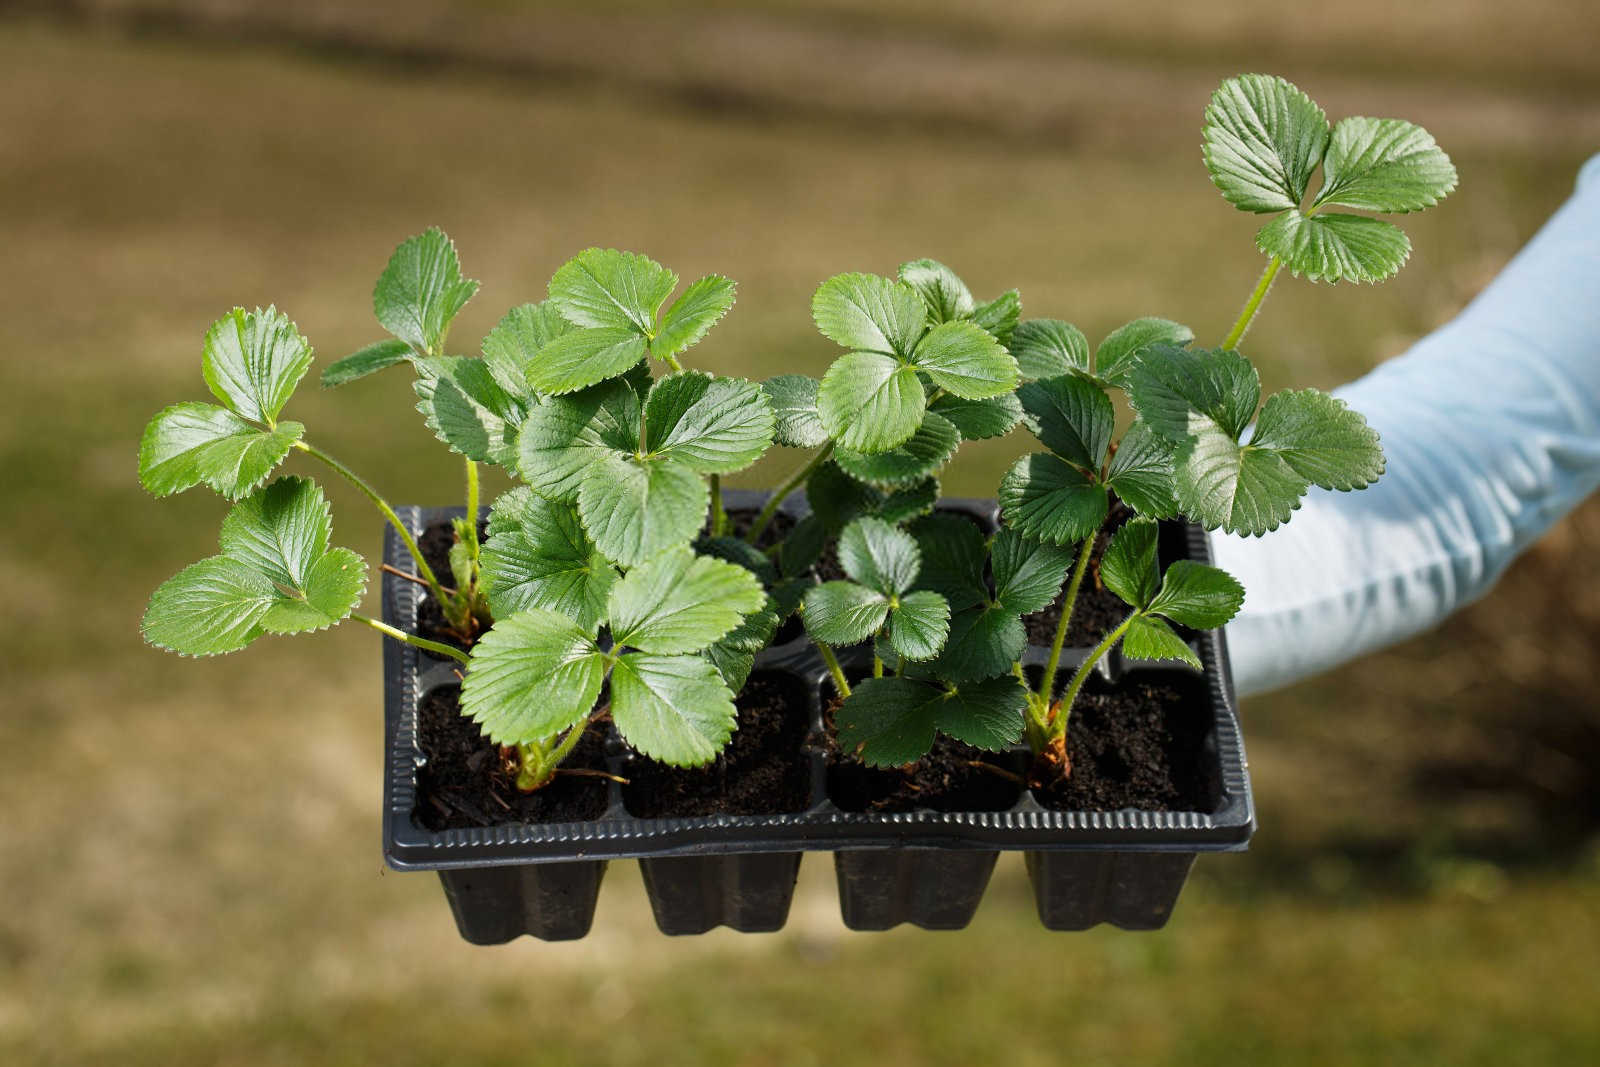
[872,652,884,678]
[709,474,727,537]
[1050,614,1136,740]
[816,640,851,699]
[1036,531,1097,712]
[663,353,685,373]
[293,440,449,607]
[1222,257,1283,350]
[351,612,469,665]
[517,719,593,791]
[746,442,835,543]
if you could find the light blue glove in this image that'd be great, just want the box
[1212,154,1600,697]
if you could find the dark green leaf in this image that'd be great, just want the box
[763,374,829,449]
[1128,345,1260,444]
[779,514,827,578]
[1121,614,1201,669]
[1010,319,1090,381]
[413,355,526,466]
[886,589,950,661]
[645,371,774,474]
[201,306,314,424]
[1176,427,1306,535]
[1257,211,1411,284]
[835,411,960,488]
[486,486,535,539]
[937,675,1028,751]
[1314,116,1457,213]
[548,248,676,334]
[838,516,922,596]
[460,609,606,745]
[1104,420,1179,519]
[898,258,974,323]
[815,351,925,453]
[578,453,708,567]
[1148,560,1245,629]
[876,479,940,524]
[696,535,779,587]
[812,272,927,357]
[138,402,304,500]
[803,581,890,645]
[321,339,413,389]
[1099,516,1159,611]
[703,642,756,691]
[998,453,1108,547]
[990,528,1074,615]
[480,494,615,632]
[970,290,1021,345]
[834,678,943,767]
[373,228,479,355]
[1250,388,1385,490]
[934,604,1026,683]
[929,391,1022,439]
[516,379,638,501]
[654,274,736,360]
[1018,373,1114,472]
[1095,318,1194,387]
[608,546,766,654]
[908,511,988,611]
[910,320,1019,400]
[1203,74,1330,213]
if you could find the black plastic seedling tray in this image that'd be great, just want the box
[381,494,1255,940]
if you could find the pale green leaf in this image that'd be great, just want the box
[908,512,987,611]
[200,306,313,424]
[480,495,615,632]
[1010,319,1089,381]
[413,356,526,466]
[608,546,765,654]
[1128,345,1260,444]
[928,391,1022,440]
[835,411,960,488]
[815,351,925,453]
[803,581,890,646]
[898,258,974,323]
[1257,211,1411,284]
[1176,426,1307,536]
[217,474,329,588]
[990,528,1074,615]
[998,453,1108,547]
[934,604,1026,683]
[970,290,1021,346]
[645,371,774,474]
[1314,116,1457,213]
[1019,373,1115,472]
[838,516,922,596]
[480,301,576,397]
[1203,74,1330,213]
[259,548,368,635]
[138,402,304,500]
[516,379,638,501]
[459,609,606,745]
[1148,560,1245,629]
[321,339,413,389]
[1096,318,1194,387]
[1121,614,1202,669]
[1104,420,1179,519]
[910,320,1019,400]
[1251,388,1385,490]
[610,653,736,766]
[812,272,926,357]
[548,248,676,334]
[373,228,479,355]
[523,325,649,396]
[654,274,736,360]
[578,453,708,567]
[763,374,830,449]
[886,589,950,661]
[1099,516,1159,611]
[142,557,273,657]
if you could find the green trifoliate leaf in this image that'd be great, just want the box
[486,486,535,538]
[480,495,615,632]
[608,546,765,654]
[990,528,1075,615]
[763,375,830,449]
[654,274,736,360]
[523,325,650,396]
[816,351,925,453]
[1019,374,1115,472]
[875,478,940,524]
[812,272,927,357]
[835,676,1026,766]
[970,290,1021,346]
[413,356,526,467]
[1095,318,1194,387]
[1257,211,1411,284]
[1128,345,1260,444]
[548,248,677,335]
[835,411,960,488]
[779,514,826,578]
[838,516,922,596]
[1121,614,1202,670]
[480,301,576,397]
[934,604,1026,683]
[1099,516,1160,611]
[1203,74,1330,214]
[645,371,774,474]
[201,306,314,425]
[143,557,274,656]
[321,339,413,389]
[929,391,1022,440]
[1314,116,1457,214]
[936,675,1028,751]
[217,474,330,588]
[714,592,783,654]
[578,453,709,568]
[1176,425,1306,535]
[998,453,1108,547]
[703,643,757,691]
[886,589,950,661]
[909,512,988,611]
[138,403,304,500]
[516,378,639,501]
[1147,560,1245,629]
[373,228,479,356]
[459,609,606,745]
[1250,388,1385,490]
[260,549,367,635]
[610,653,737,766]
[697,535,779,587]
[1104,420,1179,519]
[899,258,974,323]
[910,320,1019,400]
[803,581,890,646]
[1010,319,1089,381]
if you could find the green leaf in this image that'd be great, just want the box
[838,516,922,596]
[703,643,756,691]
[938,675,1028,751]
[714,592,783,654]
[259,548,368,635]
[373,228,479,355]
[608,546,765,654]
[835,411,960,488]
[578,453,708,567]
[835,676,1025,766]
[990,528,1074,615]
[1104,420,1179,519]
[1099,516,1160,611]
[1096,318,1194,387]
[459,609,606,745]
[998,453,1108,547]
[480,495,615,632]
[217,474,329,588]
[805,460,879,533]
[1018,373,1115,472]
[448,536,474,593]
[696,535,779,587]
[522,325,650,396]
[201,306,314,424]
[1314,116,1457,214]
[321,339,413,389]
[142,557,274,657]
[934,604,1026,683]
[816,351,925,453]
[486,486,535,538]
[516,379,638,501]
[138,402,304,500]
[886,589,950,661]
[1148,560,1245,629]
[812,272,926,357]
[898,258,974,323]
[763,375,830,449]
[645,371,774,474]
[611,653,737,766]
[909,512,988,611]
[875,478,940,524]
[778,514,827,578]
[654,274,736,360]
[1121,614,1202,670]
[1128,345,1260,444]
[480,301,576,397]
[910,320,1019,400]
[803,581,890,646]
[929,391,1022,440]
[970,290,1021,346]
[1250,388,1385,490]
[1258,211,1412,284]
[1176,427,1306,536]
[412,356,525,466]
[1010,319,1089,381]
[548,248,676,335]
[1203,74,1331,213]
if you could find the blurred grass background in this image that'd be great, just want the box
[3,1,1599,1063]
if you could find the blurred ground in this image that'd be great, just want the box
[2,2,1598,1063]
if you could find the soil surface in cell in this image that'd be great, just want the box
[1022,499,1134,648]
[824,701,1025,813]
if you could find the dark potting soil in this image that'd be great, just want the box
[414,686,611,830]
[1022,499,1135,648]
[1033,675,1216,813]
[824,700,1025,813]
[622,672,813,817]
